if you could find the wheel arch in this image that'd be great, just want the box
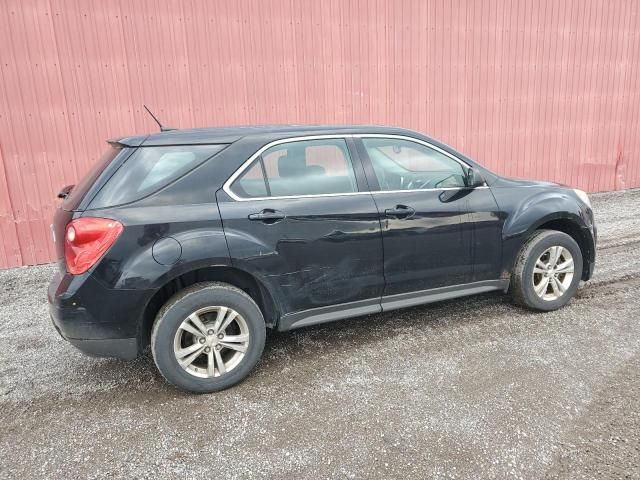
[529,215,594,281]
[138,265,279,350]
[499,187,595,281]
[503,211,593,282]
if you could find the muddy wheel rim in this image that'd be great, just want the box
[173,306,249,378]
[532,246,575,301]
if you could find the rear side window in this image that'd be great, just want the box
[230,139,358,198]
[232,160,269,198]
[89,145,224,208]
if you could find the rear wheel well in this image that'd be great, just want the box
[535,218,591,280]
[138,267,278,350]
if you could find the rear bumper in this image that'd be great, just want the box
[48,271,150,360]
[48,303,138,360]
[67,337,138,360]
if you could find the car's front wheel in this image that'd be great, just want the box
[511,229,583,311]
[151,282,266,393]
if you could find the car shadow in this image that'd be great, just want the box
[70,291,530,398]
[261,291,521,361]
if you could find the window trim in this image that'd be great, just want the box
[223,135,367,201]
[257,156,271,197]
[88,144,227,210]
[223,134,487,201]
[355,134,488,193]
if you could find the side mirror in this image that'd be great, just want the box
[465,167,485,188]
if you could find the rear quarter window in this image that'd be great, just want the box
[61,146,124,211]
[88,145,225,208]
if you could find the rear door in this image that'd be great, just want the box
[217,136,384,327]
[355,135,474,297]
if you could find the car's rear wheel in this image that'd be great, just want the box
[151,282,266,393]
[511,229,583,311]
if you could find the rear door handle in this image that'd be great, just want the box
[384,204,415,219]
[248,209,286,223]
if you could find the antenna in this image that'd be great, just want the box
[143,105,176,132]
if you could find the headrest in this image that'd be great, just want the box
[306,165,326,176]
[278,144,307,178]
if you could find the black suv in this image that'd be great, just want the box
[48,125,596,393]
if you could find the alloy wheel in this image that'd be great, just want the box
[173,306,250,378]
[532,246,575,301]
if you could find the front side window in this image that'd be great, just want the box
[362,138,467,191]
[230,139,358,198]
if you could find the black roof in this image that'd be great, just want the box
[109,123,497,180]
[113,124,421,147]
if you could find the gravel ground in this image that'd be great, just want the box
[1,189,639,479]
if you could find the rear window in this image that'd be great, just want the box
[88,145,225,208]
[62,146,123,211]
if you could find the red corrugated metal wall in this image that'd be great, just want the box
[1,0,640,269]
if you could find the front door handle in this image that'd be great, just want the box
[384,205,415,219]
[248,209,286,223]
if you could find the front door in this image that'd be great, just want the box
[356,136,474,297]
[217,137,384,324]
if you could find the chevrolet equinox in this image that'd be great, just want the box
[48,125,596,393]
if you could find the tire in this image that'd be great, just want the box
[151,282,266,393]
[511,229,583,311]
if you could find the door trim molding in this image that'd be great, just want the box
[279,297,382,331]
[278,279,510,331]
[381,280,509,312]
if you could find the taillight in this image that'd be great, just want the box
[64,217,124,275]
